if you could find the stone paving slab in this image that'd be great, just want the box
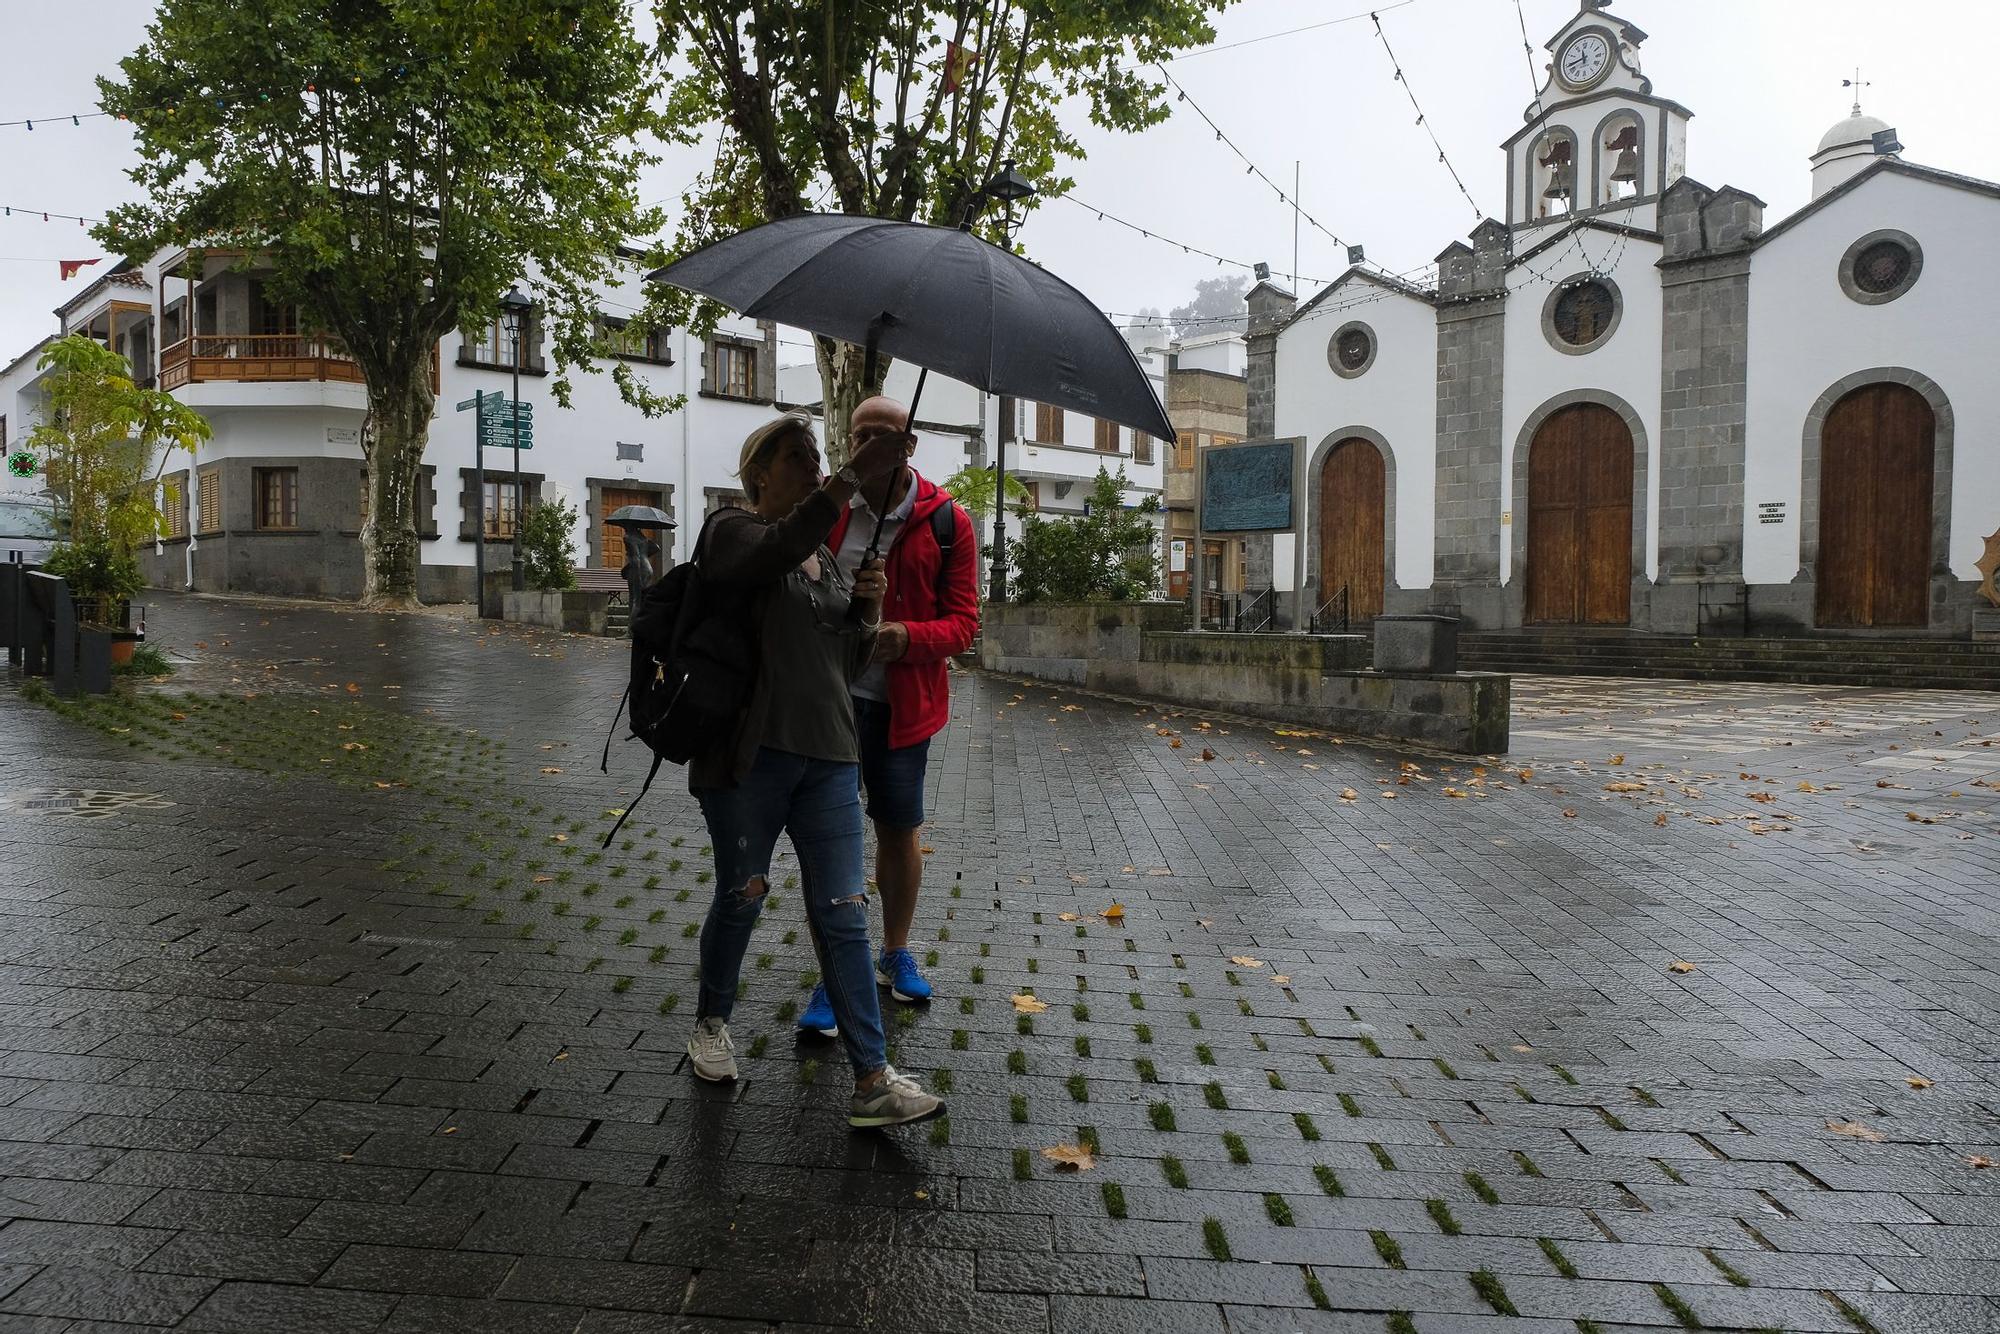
[0,592,1995,1332]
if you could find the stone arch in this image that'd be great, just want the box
[1798,367,1955,582]
[1305,426,1398,617]
[1509,389,1650,587]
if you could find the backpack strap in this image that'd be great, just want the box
[601,751,664,848]
[930,501,960,604]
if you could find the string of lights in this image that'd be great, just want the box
[1512,0,1545,102]
[0,110,115,131]
[1371,10,1484,221]
[1151,63,1353,255]
[0,204,103,227]
[1166,0,1416,62]
[1054,191,1338,287]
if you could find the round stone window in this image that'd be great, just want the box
[1839,230,1923,305]
[1541,275,1622,355]
[1327,321,1377,379]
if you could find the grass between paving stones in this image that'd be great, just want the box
[1202,1218,1231,1261]
[1464,1171,1500,1204]
[1514,1150,1544,1177]
[1387,1314,1418,1334]
[1102,1182,1126,1218]
[1148,1102,1176,1131]
[1314,1165,1345,1196]
[1294,1112,1321,1141]
[1828,1294,1881,1334]
[1368,1143,1396,1170]
[1264,1193,1294,1226]
[1222,1132,1251,1164]
[1370,1230,1406,1269]
[1704,1251,1750,1287]
[1161,1156,1189,1188]
[1471,1270,1519,1317]
[1539,1238,1578,1279]
[1652,1284,1701,1330]
[1303,1269,1330,1309]
[1425,1199,1462,1235]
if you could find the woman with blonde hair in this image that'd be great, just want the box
[683,409,943,1130]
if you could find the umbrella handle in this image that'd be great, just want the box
[862,368,926,564]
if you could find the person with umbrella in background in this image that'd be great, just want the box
[796,395,979,1039]
[684,410,946,1131]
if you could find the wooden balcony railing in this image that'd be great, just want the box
[158,335,437,392]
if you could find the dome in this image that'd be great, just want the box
[1816,109,1892,157]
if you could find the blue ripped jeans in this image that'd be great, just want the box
[694,747,886,1078]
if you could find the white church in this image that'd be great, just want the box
[1255,0,1998,638]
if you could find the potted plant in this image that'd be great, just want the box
[31,334,209,660]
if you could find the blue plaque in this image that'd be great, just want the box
[1202,441,1294,533]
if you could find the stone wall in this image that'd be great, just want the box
[981,602,1509,754]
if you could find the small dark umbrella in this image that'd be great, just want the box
[649,215,1176,561]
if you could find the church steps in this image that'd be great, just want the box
[1457,632,2000,691]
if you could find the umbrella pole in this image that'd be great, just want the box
[864,368,927,563]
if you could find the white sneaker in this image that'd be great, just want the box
[849,1064,944,1129]
[687,1017,737,1082]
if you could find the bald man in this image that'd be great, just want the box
[798,396,980,1036]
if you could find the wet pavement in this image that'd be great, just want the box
[0,590,1996,1334]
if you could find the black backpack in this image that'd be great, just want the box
[599,510,757,844]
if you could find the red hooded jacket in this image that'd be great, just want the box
[827,470,980,749]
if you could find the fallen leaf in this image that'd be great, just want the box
[549,833,569,843]
[1749,792,1778,804]
[193,641,208,649]
[1379,791,1398,800]
[1609,754,1625,766]
[1057,913,1081,922]
[1101,903,1125,920]
[1042,1143,1096,1172]
[919,845,936,856]
[1069,873,1089,884]
[1605,782,1648,793]
[1229,956,1265,969]
[1199,747,1216,761]
[1654,812,1669,827]
[345,682,360,693]
[341,741,368,752]
[1169,737,1184,749]
[1339,788,1359,801]
[1295,749,1313,756]
[1196,919,1213,928]
[914,1189,930,1199]
[1518,768,1534,781]
[1826,1119,1884,1143]
[1011,993,1049,1014]
[1442,787,1469,799]
[1905,1075,1933,1089]
[1562,808,1578,818]
[1796,781,1820,793]
[1969,1155,1996,1169]
[442,1126,458,1135]
[533,875,555,884]
[1270,974,1291,985]
[554,1051,570,1061]
[1668,961,1697,974]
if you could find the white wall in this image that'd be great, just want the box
[1273,278,1439,590]
[1498,233,1665,584]
[1744,170,2000,584]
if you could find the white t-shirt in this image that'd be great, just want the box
[835,482,915,702]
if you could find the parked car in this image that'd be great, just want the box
[0,493,56,566]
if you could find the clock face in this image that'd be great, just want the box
[1559,32,1612,88]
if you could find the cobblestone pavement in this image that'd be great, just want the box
[0,592,1996,1334]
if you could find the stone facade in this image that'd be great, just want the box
[1241,283,1295,597]
[1430,224,1509,624]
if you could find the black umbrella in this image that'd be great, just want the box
[648,214,1174,441]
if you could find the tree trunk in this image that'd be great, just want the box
[360,358,435,608]
[815,338,886,472]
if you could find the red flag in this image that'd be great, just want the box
[943,40,979,94]
[59,258,101,281]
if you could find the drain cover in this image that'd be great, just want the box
[2,789,178,819]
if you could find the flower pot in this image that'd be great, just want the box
[109,636,137,667]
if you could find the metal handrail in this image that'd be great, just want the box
[1240,586,1277,633]
[1310,585,1350,635]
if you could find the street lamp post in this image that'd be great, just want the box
[979,158,1036,602]
[501,286,532,592]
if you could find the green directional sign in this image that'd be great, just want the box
[478,419,533,451]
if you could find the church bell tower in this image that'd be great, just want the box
[1501,0,1690,237]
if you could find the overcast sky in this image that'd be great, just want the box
[5,1,1997,366]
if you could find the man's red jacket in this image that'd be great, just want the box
[828,470,980,749]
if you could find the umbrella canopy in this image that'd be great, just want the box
[647,214,1175,442]
[607,504,675,530]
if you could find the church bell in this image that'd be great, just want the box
[1611,147,1639,183]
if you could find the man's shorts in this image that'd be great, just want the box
[854,696,930,832]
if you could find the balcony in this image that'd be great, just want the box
[158,336,438,393]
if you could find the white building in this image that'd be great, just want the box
[1261,0,1998,637]
[0,249,998,601]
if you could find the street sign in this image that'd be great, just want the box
[478,421,533,451]
[457,395,534,419]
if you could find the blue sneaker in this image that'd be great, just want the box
[797,983,838,1038]
[876,948,934,1003]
